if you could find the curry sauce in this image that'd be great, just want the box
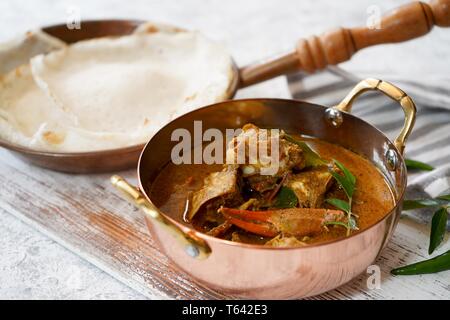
[150,132,395,246]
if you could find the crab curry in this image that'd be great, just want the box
[151,124,394,247]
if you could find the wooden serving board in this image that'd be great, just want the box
[0,148,449,300]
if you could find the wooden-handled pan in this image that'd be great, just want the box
[0,0,448,172]
[239,0,450,86]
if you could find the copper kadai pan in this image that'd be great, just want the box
[0,0,448,172]
[111,78,416,299]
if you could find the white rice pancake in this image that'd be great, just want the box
[0,29,66,75]
[0,29,234,152]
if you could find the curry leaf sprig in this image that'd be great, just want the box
[325,159,358,236]
[387,158,450,276]
[402,194,449,255]
[273,186,298,209]
[391,193,449,275]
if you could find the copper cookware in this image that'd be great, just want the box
[111,78,416,299]
[0,0,448,172]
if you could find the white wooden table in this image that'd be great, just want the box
[0,0,449,299]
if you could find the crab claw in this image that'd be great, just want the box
[219,207,345,238]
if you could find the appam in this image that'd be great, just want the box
[0,26,234,153]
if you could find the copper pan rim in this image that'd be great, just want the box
[0,139,146,158]
[136,97,408,252]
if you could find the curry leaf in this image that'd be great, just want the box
[325,218,358,231]
[283,134,327,167]
[326,198,350,213]
[429,207,449,254]
[334,159,356,186]
[405,159,434,171]
[273,186,298,209]
[327,160,357,235]
[330,160,356,200]
[403,194,450,211]
[402,199,445,210]
[437,194,450,202]
[324,221,349,229]
[391,250,450,275]
[330,171,354,199]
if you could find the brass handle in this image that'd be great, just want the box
[239,0,450,87]
[334,78,416,154]
[110,175,211,260]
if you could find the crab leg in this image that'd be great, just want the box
[219,207,345,237]
[226,215,278,237]
[208,199,259,237]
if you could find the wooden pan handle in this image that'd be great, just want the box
[239,0,450,87]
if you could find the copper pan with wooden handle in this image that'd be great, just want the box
[0,0,448,172]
